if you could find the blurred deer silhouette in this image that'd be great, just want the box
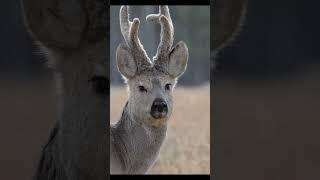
[22,0,108,179]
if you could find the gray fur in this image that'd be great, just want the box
[110,5,188,174]
[111,103,167,174]
[21,0,108,179]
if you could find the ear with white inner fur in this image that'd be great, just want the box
[168,41,189,78]
[116,44,137,79]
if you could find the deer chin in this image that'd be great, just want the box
[144,115,169,128]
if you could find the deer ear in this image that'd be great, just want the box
[21,0,86,48]
[168,41,188,78]
[116,44,137,79]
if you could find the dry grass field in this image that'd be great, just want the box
[110,84,210,174]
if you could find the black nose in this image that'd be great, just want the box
[151,98,168,119]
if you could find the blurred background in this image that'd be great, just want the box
[110,6,210,174]
[214,0,320,179]
[0,1,57,180]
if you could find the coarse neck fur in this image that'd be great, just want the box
[110,102,167,174]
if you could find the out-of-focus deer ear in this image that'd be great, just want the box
[116,44,137,79]
[21,0,86,48]
[168,41,188,78]
[213,0,248,52]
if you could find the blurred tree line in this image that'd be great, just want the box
[110,6,210,86]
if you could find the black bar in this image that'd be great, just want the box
[110,0,210,5]
[110,175,211,179]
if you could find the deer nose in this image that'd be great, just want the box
[151,98,168,119]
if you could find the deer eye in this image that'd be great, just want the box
[165,83,172,91]
[138,86,147,93]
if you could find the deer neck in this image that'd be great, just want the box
[52,48,108,179]
[111,102,167,174]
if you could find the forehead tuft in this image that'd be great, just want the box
[142,66,166,76]
[131,67,170,84]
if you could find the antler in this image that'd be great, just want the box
[119,6,151,70]
[146,6,174,63]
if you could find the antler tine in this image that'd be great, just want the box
[146,6,174,61]
[129,18,142,48]
[146,6,172,23]
[119,6,131,45]
[119,6,146,49]
[119,6,151,70]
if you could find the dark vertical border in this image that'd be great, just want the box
[210,1,215,179]
[110,0,209,5]
[107,0,111,180]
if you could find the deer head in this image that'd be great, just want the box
[116,6,188,127]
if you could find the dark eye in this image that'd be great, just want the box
[165,83,172,91]
[138,86,147,93]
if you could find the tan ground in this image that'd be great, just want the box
[110,84,210,174]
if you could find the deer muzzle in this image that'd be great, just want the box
[150,98,168,119]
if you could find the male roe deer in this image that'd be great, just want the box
[110,5,189,174]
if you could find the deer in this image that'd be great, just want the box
[110,5,189,174]
[21,0,109,179]
[20,0,248,178]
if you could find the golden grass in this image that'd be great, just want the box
[110,84,210,174]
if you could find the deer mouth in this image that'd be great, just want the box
[151,111,167,119]
[145,115,169,128]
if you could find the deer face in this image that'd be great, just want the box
[116,6,188,127]
[127,71,174,125]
